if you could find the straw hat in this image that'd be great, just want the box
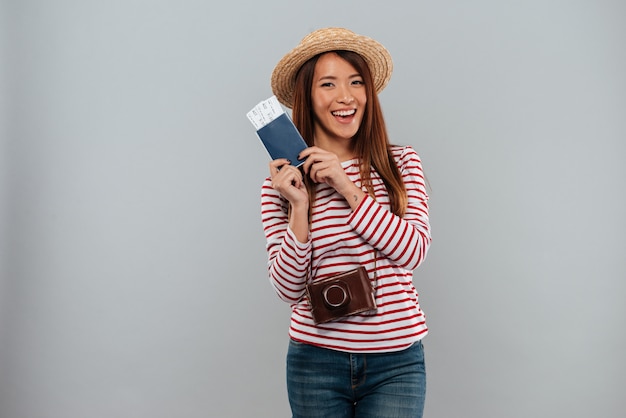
[271,27,393,108]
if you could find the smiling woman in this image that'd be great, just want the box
[3,2,623,417]
[309,52,367,158]
[261,27,432,418]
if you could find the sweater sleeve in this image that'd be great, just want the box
[260,179,312,304]
[347,147,431,271]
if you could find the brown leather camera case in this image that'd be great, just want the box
[306,266,377,324]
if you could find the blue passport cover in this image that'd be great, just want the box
[256,113,308,167]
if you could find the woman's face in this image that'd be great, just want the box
[311,52,367,145]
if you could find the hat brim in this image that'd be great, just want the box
[271,27,393,108]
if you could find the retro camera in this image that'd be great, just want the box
[306,266,377,324]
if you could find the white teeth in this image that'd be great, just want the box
[332,109,356,117]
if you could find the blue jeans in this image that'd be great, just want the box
[286,339,426,418]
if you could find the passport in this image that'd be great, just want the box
[255,113,308,167]
[247,95,308,167]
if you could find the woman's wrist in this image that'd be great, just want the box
[342,185,366,210]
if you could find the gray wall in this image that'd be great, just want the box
[1,0,10,374]
[1,1,625,417]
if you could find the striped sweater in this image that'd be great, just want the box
[261,145,431,353]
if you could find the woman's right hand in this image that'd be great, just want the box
[269,159,309,208]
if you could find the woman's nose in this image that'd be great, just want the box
[337,88,354,104]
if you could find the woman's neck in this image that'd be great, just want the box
[314,136,356,162]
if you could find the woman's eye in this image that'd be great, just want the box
[351,79,364,86]
[321,82,334,87]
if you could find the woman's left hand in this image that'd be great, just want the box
[299,147,365,207]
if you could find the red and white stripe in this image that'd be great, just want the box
[261,146,431,353]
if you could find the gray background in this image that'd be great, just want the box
[1,1,625,417]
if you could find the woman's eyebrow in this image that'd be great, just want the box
[317,73,361,82]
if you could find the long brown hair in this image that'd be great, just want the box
[291,50,407,217]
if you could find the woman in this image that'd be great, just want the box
[261,27,431,417]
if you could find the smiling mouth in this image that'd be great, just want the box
[331,109,356,117]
